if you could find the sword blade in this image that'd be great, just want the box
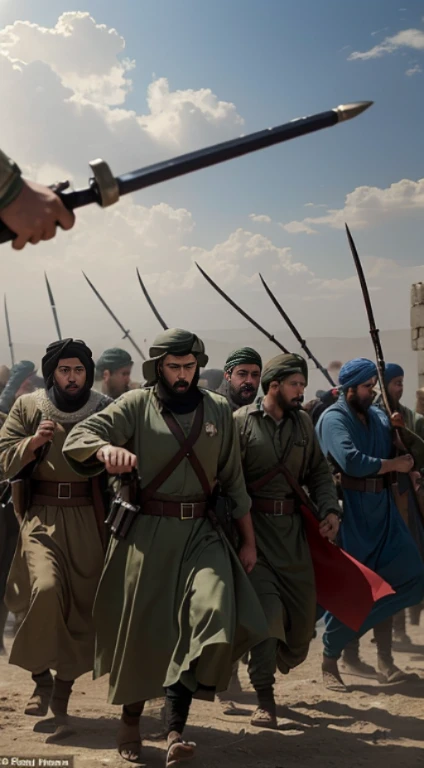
[4,295,14,365]
[259,273,335,386]
[136,269,168,330]
[44,273,62,340]
[195,263,289,353]
[0,101,373,244]
[82,272,146,360]
[345,223,391,413]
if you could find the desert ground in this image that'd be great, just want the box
[0,615,423,768]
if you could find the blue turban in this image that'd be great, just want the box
[338,358,377,390]
[384,363,404,385]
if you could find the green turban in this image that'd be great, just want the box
[261,353,308,393]
[142,328,208,385]
[224,347,262,374]
[96,348,133,375]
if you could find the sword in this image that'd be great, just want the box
[195,262,289,353]
[44,272,62,340]
[345,224,391,413]
[136,269,168,330]
[259,273,335,386]
[82,272,146,360]
[0,102,373,245]
[4,295,14,365]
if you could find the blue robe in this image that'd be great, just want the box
[316,394,424,658]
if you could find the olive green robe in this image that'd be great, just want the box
[0,389,108,679]
[63,387,268,705]
[234,400,340,675]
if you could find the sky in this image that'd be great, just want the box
[0,0,424,358]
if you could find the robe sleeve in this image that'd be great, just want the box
[216,402,251,519]
[303,417,341,521]
[63,392,139,477]
[0,398,39,479]
[318,410,382,477]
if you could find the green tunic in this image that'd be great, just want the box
[63,387,268,705]
[0,389,107,679]
[234,399,340,674]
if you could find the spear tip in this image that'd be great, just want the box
[335,101,374,122]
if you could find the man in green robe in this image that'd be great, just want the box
[0,339,110,742]
[95,347,134,399]
[218,347,262,412]
[63,328,268,766]
[233,353,341,729]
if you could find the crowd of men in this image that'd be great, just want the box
[0,331,423,767]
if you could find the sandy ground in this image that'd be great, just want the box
[0,617,423,768]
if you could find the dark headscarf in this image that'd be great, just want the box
[224,347,262,374]
[42,339,94,412]
[261,353,308,394]
[384,363,404,386]
[199,368,224,391]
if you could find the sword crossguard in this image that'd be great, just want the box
[122,330,131,340]
[89,159,120,208]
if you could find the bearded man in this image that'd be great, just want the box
[317,358,424,688]
[0,339,111,741]
[63,328,268,766]
[220,347,262,412]
[234,353,341,727]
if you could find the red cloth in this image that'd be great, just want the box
[301,505,395,631]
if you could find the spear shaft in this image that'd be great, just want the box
[82,272,146,360]
[4,295,14,365]
[195,263,289,353]
[44,273,62,340]
[259,273,335,386]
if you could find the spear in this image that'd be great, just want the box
[44,272,62,340]
[82,272,146,360]
[195,262,289,353]
[259,273,335,386]
[0,102,373,245]
[136,269,168,330]
[4,295,14,365]
[345,224,391,413]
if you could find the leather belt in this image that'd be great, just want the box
[142,500,208,520]
[340,475,386,493]
[251,498,295,516]
[32,480,92,507]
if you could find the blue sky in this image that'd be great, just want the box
[0,0,423,345]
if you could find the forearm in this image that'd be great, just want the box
[235,510,256,545]
[0,150,23,210]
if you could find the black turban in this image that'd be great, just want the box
[42,339,95,389]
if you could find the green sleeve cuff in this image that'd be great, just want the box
[0,150,23,210]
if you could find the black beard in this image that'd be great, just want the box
[48,381,91,413]
[156,368,202,414]
[229,383,257,407]
[350,393,372,414]
[277,392,303,411]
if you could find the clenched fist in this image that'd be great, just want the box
[96,445,137,474]
[30,420,56,452]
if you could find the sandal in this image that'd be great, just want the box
[166,737,196,766]
[250,707,277,730]
[117,719,142,763]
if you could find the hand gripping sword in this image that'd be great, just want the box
[195,262,289,353]
[82,272,146,360]
[0,102,372,245]
[259,273,335,386]
[136,269,168,330]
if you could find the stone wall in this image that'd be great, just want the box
[411,282,424,405]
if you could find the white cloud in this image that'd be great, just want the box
[249,213,271,223]
[406,63,422,75]
[280,178,424,232]
[349,28,424,60]
[304,202,328,208]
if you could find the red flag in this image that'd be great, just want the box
[301,505,395,631]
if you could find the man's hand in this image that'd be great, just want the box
[0,180,75,250]
[391,412,405,429]
[29,420,56,452]
[96,445,137,474]
[392,454,414,474]
[319,512,340,541]
[238,542,257,574]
